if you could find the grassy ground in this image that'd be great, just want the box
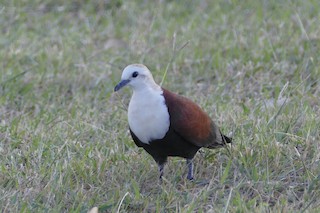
[0,0,319,212]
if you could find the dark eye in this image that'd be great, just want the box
[132,71,138,78]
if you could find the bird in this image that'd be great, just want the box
[114,64,232,181]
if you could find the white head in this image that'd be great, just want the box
[114,64,159,92]
[114,64,170,144]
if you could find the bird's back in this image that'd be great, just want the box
[162,89,231,148]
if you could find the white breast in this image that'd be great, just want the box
[128,89,170,144]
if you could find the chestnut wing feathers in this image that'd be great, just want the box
[162,89,224,148]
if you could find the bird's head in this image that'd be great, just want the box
[114,64,158,92]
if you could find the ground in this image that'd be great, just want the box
[0,0,319,212]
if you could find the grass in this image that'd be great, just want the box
[0,0,319,212]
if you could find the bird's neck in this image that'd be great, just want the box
[132,82,162,95]
[132,88,162,105]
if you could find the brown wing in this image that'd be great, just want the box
[162,89,224,148]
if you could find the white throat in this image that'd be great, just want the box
[128,87,170,144]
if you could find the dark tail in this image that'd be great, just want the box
[222,134,232,144]
[207,131,233,149]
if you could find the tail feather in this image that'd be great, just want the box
[207,132,232,149]
[222,134,232,144]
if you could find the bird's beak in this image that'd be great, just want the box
[114,79,130,92]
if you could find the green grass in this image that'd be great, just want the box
[1,0,319,212]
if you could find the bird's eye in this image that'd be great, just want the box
[132,71,138,78]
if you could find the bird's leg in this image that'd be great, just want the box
[158,163,165,181]
[186,158,194,180]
